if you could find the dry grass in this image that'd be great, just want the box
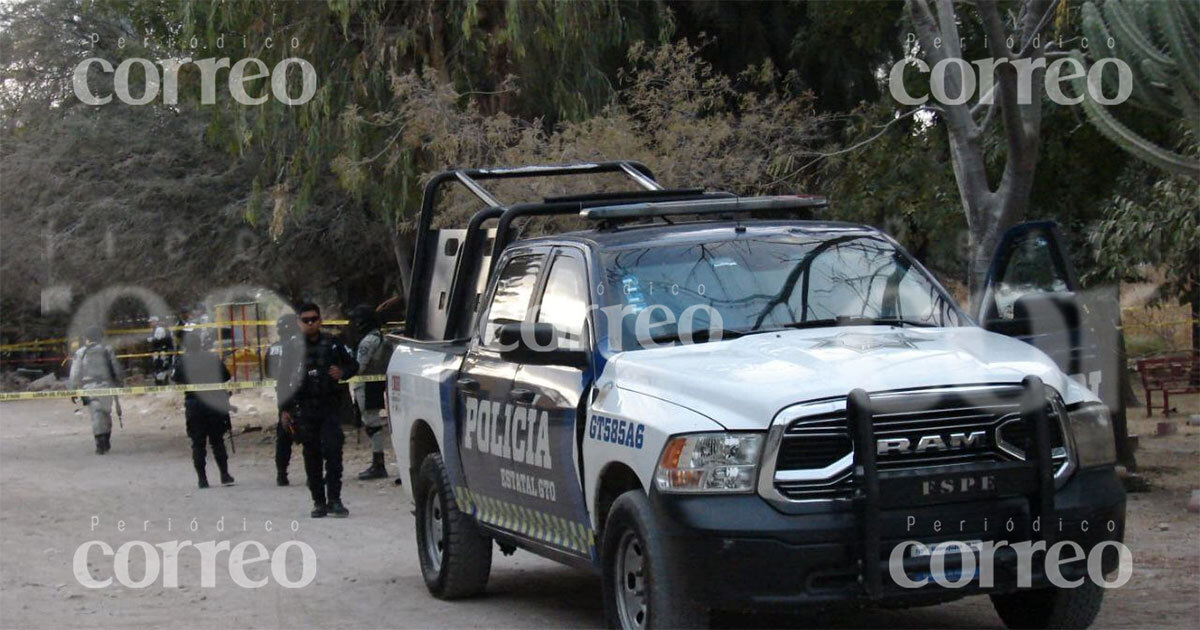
[1120,281,1195,358]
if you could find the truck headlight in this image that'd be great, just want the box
[654,432,764,493]
[1067,403,1116,469]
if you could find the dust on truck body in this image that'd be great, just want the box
[384,162,1126,629]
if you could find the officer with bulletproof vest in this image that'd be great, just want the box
[69,326,124,454]
[173,332,236,488]
[349,305,389,481]
[266,313,300,486]
[278,302,358,518]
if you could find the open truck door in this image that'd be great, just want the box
[977,221,1134,468]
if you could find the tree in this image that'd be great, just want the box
[1088,171,1200,356]
[903,0,1060,305]
[134,0,670,297]
[1073,0,1200,182]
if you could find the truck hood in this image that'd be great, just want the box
[602,326,1094,430]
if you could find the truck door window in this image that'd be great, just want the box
[480,254,544,348]
[992,232,1070,319]
[536,254,588,351]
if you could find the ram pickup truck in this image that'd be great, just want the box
[386,162,1126,629]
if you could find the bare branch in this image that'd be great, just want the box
[1016,0,1060,57]
[970,85,996,115]
[905,0,950,66]
[979,0,1025,158]
[935,0,964,60]
[764,106,938,185]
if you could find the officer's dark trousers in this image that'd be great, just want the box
[298,405,344,505]
[185,401,229,476]
[275,413,295,476]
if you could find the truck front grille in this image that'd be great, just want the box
[769,385,1068,502]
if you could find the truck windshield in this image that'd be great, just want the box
[598,232,964,351]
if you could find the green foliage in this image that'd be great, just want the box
[816,105,964,280]
[1087,169,1199,307]
[146,0,669,235]
[1074,0,1200,180]
[362,40,832,228]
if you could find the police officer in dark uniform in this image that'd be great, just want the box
[173,332,235,489]
[278,302,358,518]
[266,313,300,486]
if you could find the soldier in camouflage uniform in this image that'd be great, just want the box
[69,326,124,454]
[349,306,389,480]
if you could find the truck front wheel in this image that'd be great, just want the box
[600,490,706,629]
[990,581,1104,629]
[414,453,492,599]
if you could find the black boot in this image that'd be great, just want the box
[101,433,111,453]
[94,435,104,455]
[328,498,349,518]
[311,502,328,518]
[216,459,235,486]
[357,452,387,480]
[196,463,209,489]
[276,471,289,486]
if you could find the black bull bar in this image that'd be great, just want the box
[847,375,1058,598]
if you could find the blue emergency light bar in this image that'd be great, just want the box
[579,195,829,221]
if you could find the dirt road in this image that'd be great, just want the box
[1,392,1197,629]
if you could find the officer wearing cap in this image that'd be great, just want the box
[69,326,124,454]
[278,302,358,518]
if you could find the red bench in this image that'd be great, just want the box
[1136,352,1200,417]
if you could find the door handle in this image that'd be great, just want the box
[510,388,536,404]
[456,377,480,392]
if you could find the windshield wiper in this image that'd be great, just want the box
[646,328,750,345]
[780,316,935,330]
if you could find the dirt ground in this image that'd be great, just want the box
[1,390,1197,629]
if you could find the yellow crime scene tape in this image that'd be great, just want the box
[1,319,404,352]
[0,374,387,402]
[1118,318,1199,330]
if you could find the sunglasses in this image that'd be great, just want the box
[300,316,321,324]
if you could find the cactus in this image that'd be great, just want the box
[1074,0,1199,181]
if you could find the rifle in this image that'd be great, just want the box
[113,396,123,429]
[225,393,236,454]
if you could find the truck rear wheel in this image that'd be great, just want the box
[600,490,706,629]
[990,581,1104,629]
[414,453,492,599]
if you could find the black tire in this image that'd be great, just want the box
[600,490,707,629]
[990,581,1104,629]
[414,453,492,599]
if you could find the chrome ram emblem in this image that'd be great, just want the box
[876,430,988,456]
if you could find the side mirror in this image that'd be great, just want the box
[497,322,589,369]
[985,291,1081,338]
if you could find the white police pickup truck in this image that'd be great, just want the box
[386,162,1126,629]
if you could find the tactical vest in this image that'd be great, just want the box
[293,333,341,403]
[360,330,388,375]
[77,344,116,385]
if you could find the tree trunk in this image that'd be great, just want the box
[1114,328,1138,470]
[426,0,451,85]
[1191,283,1199,387]
[968,231,994,314]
